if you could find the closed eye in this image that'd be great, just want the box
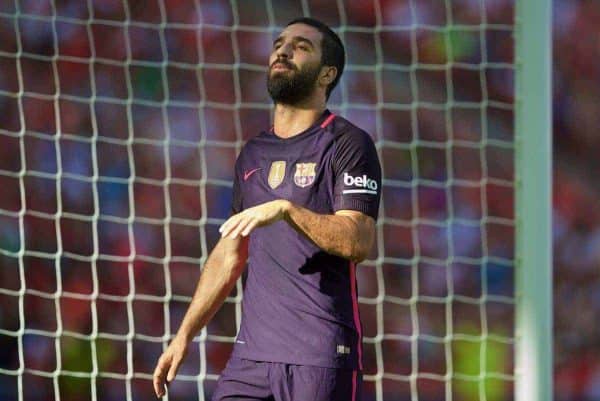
[272,35,314,52]
[294,37,314,51]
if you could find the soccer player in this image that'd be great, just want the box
[153,17,381,401]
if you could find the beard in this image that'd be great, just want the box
[267,59,322,105]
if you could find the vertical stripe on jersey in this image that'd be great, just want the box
[349,261,363,370]
[351,370,358,401]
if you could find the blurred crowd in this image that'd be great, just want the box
[0,0,595,400]
[553,1,600,400]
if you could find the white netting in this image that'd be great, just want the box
[0,1,516,400]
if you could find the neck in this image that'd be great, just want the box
[272,96,327,138]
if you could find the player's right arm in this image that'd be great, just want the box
[152,235,249,398]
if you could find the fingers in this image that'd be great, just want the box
[153,355,170,398]
[219,214,241,238]
[240,218,259,237]
[167,354,182,383]
[153,353,184,398]
[220,201,282,239]
[228,216,256,239]
[220,213,257,239]
[152,337,190,398]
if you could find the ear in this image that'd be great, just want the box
[319,66,337,87]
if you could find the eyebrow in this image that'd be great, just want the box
[273,35,315,48]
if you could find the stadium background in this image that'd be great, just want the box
[0,0,594,400]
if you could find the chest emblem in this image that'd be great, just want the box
[294,163,317,188]
[268,161,286,189]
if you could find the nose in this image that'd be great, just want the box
[275,42,292,58]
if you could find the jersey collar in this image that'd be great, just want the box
[268,109,333,142]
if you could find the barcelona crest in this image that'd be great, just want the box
[294,163,317,188]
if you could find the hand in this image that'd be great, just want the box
[152,336,189,398]
[219,200,290,239]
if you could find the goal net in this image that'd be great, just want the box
[0,1,516,400]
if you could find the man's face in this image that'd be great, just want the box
[267,23,324,105]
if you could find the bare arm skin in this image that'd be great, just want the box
[284,203,375,263]
[219,199,375,263]
[152,236,249,398]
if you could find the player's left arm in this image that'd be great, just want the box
[219,201,374,262]
[287,205,375,262]
[220,128,381,263]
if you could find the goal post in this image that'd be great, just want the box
[514,0,553,400]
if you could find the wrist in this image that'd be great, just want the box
[175,327,194,345]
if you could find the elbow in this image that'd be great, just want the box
[349,245,369,264]
[342,239,370,263]
[326,241,366,263]
[350,254,366,264]
[335,213,375,264]
[348,230,375,263]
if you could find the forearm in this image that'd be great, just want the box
[175,237,247,343]
[282,201,374,263]
[218,199,375,262]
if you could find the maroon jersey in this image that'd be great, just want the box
[230,110,381,369]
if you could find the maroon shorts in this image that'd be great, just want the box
[212,357,362,401]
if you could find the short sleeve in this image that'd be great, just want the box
[231,153,243,215]
[333,129,382,220]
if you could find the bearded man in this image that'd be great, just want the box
[153,17,381,401]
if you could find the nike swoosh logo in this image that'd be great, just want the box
[243,168,262,181]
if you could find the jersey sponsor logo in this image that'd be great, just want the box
[268,161,286,189]
[294,162,317,188]
[343,172,378,194]
[243,167,262,181]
